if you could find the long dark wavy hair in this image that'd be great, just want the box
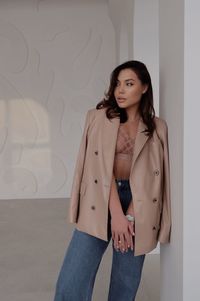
[96,60,156,137]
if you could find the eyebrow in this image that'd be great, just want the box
[116,78,135,82]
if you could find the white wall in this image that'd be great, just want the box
[133,0,159,114]
[183,0,200,299]
[108,0,134,63]
[159,0,184,300]
[159,0,200,300]
[108,0,159,120]
[0,0,116,199]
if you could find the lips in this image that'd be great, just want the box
[117,97,126,103]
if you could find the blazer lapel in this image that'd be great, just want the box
[130,118,149,172]
[101,114,120,183]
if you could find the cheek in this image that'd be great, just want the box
[129,88,143,99]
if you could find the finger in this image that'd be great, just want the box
[128,222,135,236]
[127,223,134,251]
[133,222,135,234]
[114,235,120,251]
[124,233,130,252]
[125,238,130,252]
[112,232,118,249]
[111,230,115,241]
[124,232,131,251]
[129,233,134,251]
[119,234,125,253]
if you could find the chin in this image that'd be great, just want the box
[117,103,129,109]
[117,101,127,107]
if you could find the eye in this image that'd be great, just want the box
[127,82,133,86]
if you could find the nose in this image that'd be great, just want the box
[118,84,125,94]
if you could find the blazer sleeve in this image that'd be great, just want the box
[157,120,172,244]
[68,109,92,223]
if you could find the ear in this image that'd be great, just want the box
[142,84,148,94]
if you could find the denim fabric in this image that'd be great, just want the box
[54,179,145,301]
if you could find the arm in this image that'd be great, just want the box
[126,200,135,217]
[69,110,92,223]
[157,120,172,243]
[109,174,124,216]
[109,173,135,252]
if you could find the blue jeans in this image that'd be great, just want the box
[54,179,145,301]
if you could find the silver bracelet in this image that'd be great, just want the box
[126,214,135,222]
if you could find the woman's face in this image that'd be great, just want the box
[114,68,148,109]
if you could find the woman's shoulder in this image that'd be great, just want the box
[87,107,106,118]
[154,115,168,131]
[153,116,169,143]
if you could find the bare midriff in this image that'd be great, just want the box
[113,124,136,180]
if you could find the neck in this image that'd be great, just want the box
[126,107,140,122]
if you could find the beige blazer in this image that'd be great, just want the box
[69,107,171,256]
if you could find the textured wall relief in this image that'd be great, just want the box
[0,0,116,199]
[0,20,28,73]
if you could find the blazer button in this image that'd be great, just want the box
[94,151,98,155]
[153,198,157,203]
[94,179,98,183]
[91,205,95,210]
[152,226,157,230]
[154,169,159,176]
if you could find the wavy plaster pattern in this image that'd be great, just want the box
[0,20,29,73]
[0,0,115,199]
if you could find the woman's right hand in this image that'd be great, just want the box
[111,213,135,253]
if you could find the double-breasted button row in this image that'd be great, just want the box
[137,198,157,203]
[93,144,98,208]
[154,169,159,176]
[92,174,98,209]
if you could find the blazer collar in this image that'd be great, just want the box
[102,113,150,173]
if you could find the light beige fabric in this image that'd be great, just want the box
[69,107,171,256]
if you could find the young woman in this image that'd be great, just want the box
[54,60,171,301]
